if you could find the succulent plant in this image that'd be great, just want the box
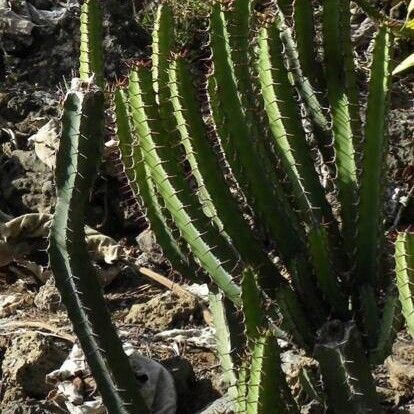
[49,1,413,413]
[114,0,401,411]
[395,231,414,339]
[79,0,104,87]
[49,78,150,413]
[48,1,150,413]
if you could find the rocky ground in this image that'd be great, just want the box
[0,0,413,413]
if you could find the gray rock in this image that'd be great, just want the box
[34,277,61,312]
[385,341,414,400]
[0,147,55,215]
[1,332,68,402]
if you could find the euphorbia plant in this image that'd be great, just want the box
[49,1,414,413]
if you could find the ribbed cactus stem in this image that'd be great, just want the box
[322,0,358,258]
[127,66,241,304]
[356,26,392,287]
[315,321,382,414]
[370,287,402,365]
[246,333,299,414]
[79,0,104,87]
[395,231,414,338]
[49,79,149,414]
[209,292,238,397]
[115,88,198,280]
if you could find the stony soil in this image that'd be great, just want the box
[0,1,413,413]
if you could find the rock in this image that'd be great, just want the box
[0,10,34,54]
[25,3,67,28]
[386,341,414,400]
[137,229,157,253]
[1,400,62,414]
[398,403,414,413]
[154,327,216,349]
[125,291,200,331]
[0,280,35,318]
[0,291,34,318]
[28,0,54,9]
[136,229,164,264]
[34,277,61,312]
[1,332,68,402]
[393,341,414,365]
[85,227,122,265]
[0,148,55,215]
[196,394,234,414]
[376,385,395,404]
[27,119,59,170]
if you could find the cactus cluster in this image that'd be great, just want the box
[48,0,414,413]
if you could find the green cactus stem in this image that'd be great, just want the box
[315,321,382,414]
[79,0,104,87]
[395,231,414,338]
[49,80,149,414]
[356,26,392,287]
[246,333,299,414]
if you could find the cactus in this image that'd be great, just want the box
[79,0,104,87]
[112,1,404,411]
[49,2,149,413]
[52,0,413,413]
[49,80,149,414]
[211,272,299,413]
[315,321,381,414]
[245,333,298,414]
[395,231,414,338]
